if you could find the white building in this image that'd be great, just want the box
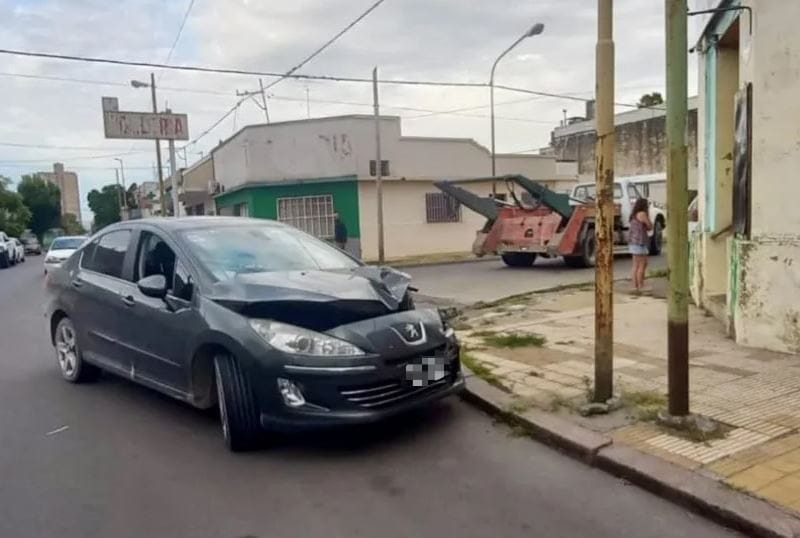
[691,0,800,353]
[208,114,578,261]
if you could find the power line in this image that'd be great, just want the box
[163,0,197,68]
[262,0,388,92]
[0,141,151,151]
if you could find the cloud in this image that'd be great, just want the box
[0,0,698,224]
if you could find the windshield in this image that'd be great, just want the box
[50,237,85,250]
[181,224,360,279]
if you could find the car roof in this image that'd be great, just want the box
[103,216,286,233]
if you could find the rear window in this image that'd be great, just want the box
[51,237,86,250]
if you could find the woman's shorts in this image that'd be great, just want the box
[629,244,649,256]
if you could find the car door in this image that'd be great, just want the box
[71,229,136,377]
[120,230,203,395]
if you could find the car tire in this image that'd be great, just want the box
[214,353,261,452]
[649,220,664,256]
[54,317,101,383]
[564,227,596,268]
[501,252,537,268]
[0,252,8,269]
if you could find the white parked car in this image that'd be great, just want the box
[0,231,15,268]
[11,238,25,264]
[44,236,87,274]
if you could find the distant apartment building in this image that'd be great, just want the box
[36,163,82,222]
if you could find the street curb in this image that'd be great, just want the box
[460,369,800,538]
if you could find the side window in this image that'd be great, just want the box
[82,230,131,279]
[172,261,194,301]
[134,231,177,286]
[613,185,623,199]
[628,184,642,200]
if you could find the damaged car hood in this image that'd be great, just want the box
[206,266,414,331]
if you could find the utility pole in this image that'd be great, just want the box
[166,108,180,218]
[259,79,271,123]
[665,0,690,416]
[115,168,123,218]
[594,0,615,402]
[150,72,166,216]
[372,67,385,264]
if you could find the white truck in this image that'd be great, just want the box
[569,178,666,255]
[0,231,16,268]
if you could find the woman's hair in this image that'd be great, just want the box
[630,197,649,220]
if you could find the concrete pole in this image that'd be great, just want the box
[593,0,615,402]
[151,72,166,216]
[372,67,385,264]
[490,79,497,196]
[665,0,690,416]
[115,168,123,219]
[259,78,271,123]
[168,138,180,218]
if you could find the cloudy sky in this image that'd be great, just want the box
[0,0,704,224]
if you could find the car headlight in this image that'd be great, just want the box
[45,256,59,264]
[248,319,365,357]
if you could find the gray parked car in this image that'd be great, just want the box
[45,218,463,451]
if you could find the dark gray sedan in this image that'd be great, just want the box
[44,217,464,451]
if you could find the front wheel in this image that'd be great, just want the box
[214,353,261,452]
[0,251,8,269]
[501,252,537,268]
[649,220,664,256]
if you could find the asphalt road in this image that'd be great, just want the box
[407,254,668,305]
[0,260,737,538]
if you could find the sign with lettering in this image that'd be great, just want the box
[101,97,189,141]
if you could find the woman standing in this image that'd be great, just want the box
[628,198,653,292]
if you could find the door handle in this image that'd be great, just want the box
[71,278,83,288]
[121,295,136,307]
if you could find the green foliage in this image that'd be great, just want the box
[0,176,32,237]
[481,332,546,349]
[637,92,664,108]
[17,175,61,240]
[87,183,124,230]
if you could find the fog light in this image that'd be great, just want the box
[277,378,306,407]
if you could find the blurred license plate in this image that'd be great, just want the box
[405,357,447,387]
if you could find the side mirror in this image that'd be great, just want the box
[137,274,168,299]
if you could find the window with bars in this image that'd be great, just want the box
[277,194,335,239]
[369,160,390,176]
[425,192,461,223]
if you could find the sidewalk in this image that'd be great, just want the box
[456,277,800,522]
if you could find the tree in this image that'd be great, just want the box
[126,182,139,209]
[87,184,124,230]
[17,175,61,240]
[637,92,664,108]
[61,213,85,235]
[0,176,31,237]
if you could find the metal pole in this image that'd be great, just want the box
[593,0,615,402]
[372,67,385,264]
[168,139,180,218]
[119,160,127,219]
[115,168,123,219]
[259,78,271,123]
[665,0,689,416]
[151,72,166,216]
[490,80,497,196]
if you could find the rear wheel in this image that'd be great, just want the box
[649,220,664,256]
[54,317,101,383]
[564,228,596,268]
[501,252,537,268]
[214,353,261,452]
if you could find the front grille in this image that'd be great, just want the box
[340,376,452,409]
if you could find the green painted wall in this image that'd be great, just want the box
[214,177,361,238]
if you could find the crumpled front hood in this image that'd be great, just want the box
[207,266,414,331]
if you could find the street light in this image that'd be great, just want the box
[489,22,545,195]
[131,73,166,214]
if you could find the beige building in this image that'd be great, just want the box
[691,0,800,354]
[204,115,578,260]
[36,162,82,222]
